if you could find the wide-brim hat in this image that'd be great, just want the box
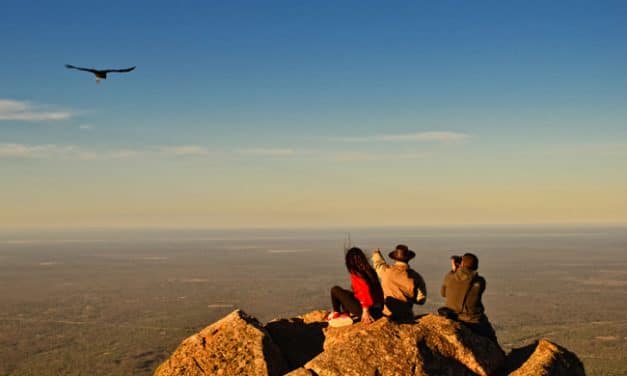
[389,244,415,262]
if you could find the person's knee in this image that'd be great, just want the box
[330,285,342,295]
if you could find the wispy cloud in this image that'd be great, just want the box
[0,144,79,158]
[159,145,211,156]
[0,99,72,121]
[329,151,428,161]
[0,144,142,160]
[331,131,470,143]
[0,143,213,160]
[79,124,94,131]
[106,149,144,159]
[235,148,297,156]
[0,143,430,162]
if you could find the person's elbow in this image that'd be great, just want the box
[415,291,427,305]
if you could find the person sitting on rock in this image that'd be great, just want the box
[450,254,462,273]
[438,255,462,299]
[328,247,384,326]
[372,245,427,322]
[440,253,498,343]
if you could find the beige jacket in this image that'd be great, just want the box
[372,250,427,319]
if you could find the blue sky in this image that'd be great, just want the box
[1,1,626,228]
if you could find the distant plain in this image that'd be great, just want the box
[1,226,626,375]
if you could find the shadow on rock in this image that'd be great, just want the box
[417,339,474,376]
[265,313,327,371]
[498,341,538,375]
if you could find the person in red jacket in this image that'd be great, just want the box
[328,247,384,325]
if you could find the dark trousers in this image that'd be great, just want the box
[330,285,382,319]
[330,286,362,316]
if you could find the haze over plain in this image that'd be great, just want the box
[1,2,626,375]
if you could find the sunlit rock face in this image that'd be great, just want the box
[304,314,505,376]
[503,339,585,376]
[154,310,287,376]
[155,310,584,376]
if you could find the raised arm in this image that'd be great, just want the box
[371,249,389,277]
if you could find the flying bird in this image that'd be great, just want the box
[65,64,136,83]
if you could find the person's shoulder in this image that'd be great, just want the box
[350,272,365,281]
[442,270,455,281]
[467,273,485,288]
[407,267,425,280]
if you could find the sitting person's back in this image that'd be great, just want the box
[441,262,485,323]
[372,245,426,321]
[327,247,384,326]
[441,253,498,343]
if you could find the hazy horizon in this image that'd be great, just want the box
[2,221,627,232]
[1,225,626,375]
[2,223,627,239]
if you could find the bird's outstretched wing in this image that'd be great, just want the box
[65,64,97,73]
[104,66,136,74]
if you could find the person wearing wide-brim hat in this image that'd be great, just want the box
[387,244,416,262]
[372,244,427,322]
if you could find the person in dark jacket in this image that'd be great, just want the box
[440,255,462,298]
[441,253,498,343]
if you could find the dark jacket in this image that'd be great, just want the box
[441,267,486,324]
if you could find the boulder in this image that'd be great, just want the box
[417,315,504,376]
[154,310,287,376]
[156,310,585,376]
[307,317,426,376]
[503,339,585,376]
[306,314,505,376]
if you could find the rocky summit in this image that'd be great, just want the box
[154,309,584,376]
